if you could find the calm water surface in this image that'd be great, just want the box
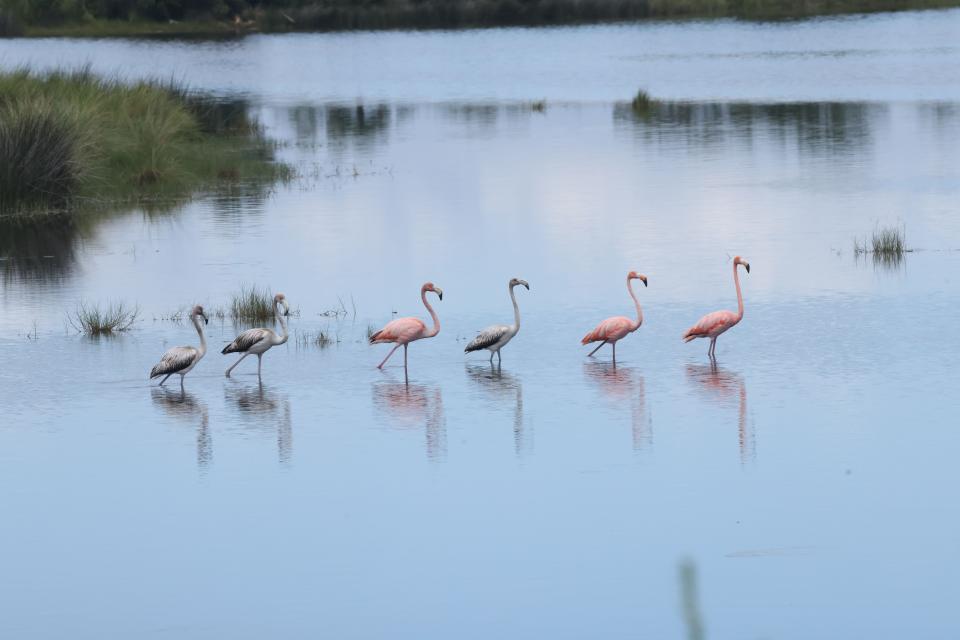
[2,11,960,639]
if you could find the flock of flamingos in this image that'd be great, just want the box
[149,256,751,387]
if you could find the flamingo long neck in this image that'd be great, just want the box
[422,288,440,337]
[193,314,207,355]
[733,262,744,322]
[509,284,521,332]
[627,278,643,330]
[275,302,289,345]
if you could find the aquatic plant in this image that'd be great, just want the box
[631,89,655,115]
[0,67,290,217]
[230,285,276,322]
[854,224,908,269]
[69,300,139,335]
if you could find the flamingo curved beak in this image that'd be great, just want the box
[436,288,444,301]
[745,263,751,274]
[640,275,648,287]
[202,313,209,325]
[519,279,530,290]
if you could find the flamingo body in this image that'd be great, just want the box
[223,293,291,378]
[149,305,208,387]
[370,282,443,374]
[683,256,750,360]
[682,310,739,341]
[370,317,428,346]
[582,315,637,345]
[582,271,647,361]
[465,278,529,363]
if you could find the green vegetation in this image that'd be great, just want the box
[230,285,277,322]
[3,0,959,37]
[69,300,139,335]
[854,224,908,268]
[0,68,290,217]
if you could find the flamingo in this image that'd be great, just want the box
[369,282,443,374]
[149,305,209,388]
[682,256,750,359]
[581,271,647,361]
[222,293,290,378]
[464,277,529,363]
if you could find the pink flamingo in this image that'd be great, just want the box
[682,256,750,359]
[581,271,647,361]
[370,282,443,374]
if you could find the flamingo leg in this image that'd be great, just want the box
[226,352,249,377]
[587,341,607,357]
[179,374,186,390]
[497,350,502,363]
[612,341,617,363]
[403,343,408,372]
[159,374,172,386]
[489,350,494,363]
[378,344,400,369]
[257,354,263,378]
[708,337,717,359]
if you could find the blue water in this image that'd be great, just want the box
[2,10,960,639]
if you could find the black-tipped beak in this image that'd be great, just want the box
[745,264,751,274]
[203,316,209,325]
[642,278,648,287]
[524,283,530,290]
[438,292,443,301]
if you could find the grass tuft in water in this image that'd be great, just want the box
[230,285,276,322]
[69,301,139,335]
[854,224,908,269]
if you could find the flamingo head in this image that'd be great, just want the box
[734,256,751,273]
[628,271,648,287]
[423,282,443,301]
[509,277,530,290]
[191,305,209,325]
[274,293,291,316]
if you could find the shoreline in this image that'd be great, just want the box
[4,1,960,39]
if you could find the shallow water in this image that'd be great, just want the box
[3,11,960,639]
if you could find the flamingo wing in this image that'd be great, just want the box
[150,346,199,378]
[369,317,427,344]
[222,328,269,354]
[582,316,633,344]
[682,310,738,341]
[465,324,510,352]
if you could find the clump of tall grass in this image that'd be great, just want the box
[0,67,290,217]
[631,89,655,114]
[69,301,139,335]
[854,224,908,269]
[230,285,276,322]
[296,329,337,348]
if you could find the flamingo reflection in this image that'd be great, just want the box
[150,387,212,470]
[685,362,753,463]
[372,381,446,461]
[582,361,651,451]
[224,382,293,465]
[465,363,529,457]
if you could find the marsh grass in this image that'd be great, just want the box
[630,89,656,115]
[854,224,908,269]
[230,285,276,322]
[69,300,139,335]
[296,329,338,349]
[0,67,290,217]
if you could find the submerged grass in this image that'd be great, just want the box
[0,67,290,217]
[69,300,139,335]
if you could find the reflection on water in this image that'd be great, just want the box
[372,381,446,462]
[685,363,752,463]
[224,382,293,465]
[150,387,212,470]
[679,558,706,640]
[614,100,879,156]
[465,363,529,457]
[583,361,651,451]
